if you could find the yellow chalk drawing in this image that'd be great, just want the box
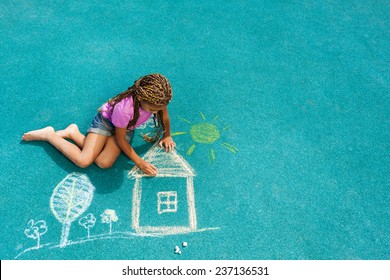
[190,123,220,144]
[187,143,196,156]
[221,142,239,154]
[171,132,187,137]
[210,148,216,162]
[173,112,238,162]
[178,117,192,124]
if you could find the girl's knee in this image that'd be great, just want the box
[95,158,114,169]
[75,157,94,169]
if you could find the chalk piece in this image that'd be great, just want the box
[174,246,181,254]
[182,242,188,248]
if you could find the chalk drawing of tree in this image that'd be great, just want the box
[24,219,48,249]
[79,213,96,239]
[101,209,118,235]
[50,173,95,247]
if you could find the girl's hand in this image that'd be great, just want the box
[137,159,158,176]
[159,136,176,152]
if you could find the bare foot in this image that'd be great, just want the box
[56,124,79,139]
[22,126,55,141]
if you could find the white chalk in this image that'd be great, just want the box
[174,246,181,254]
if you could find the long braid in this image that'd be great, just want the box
[143,110,165,142]
[127,95,140,129]
[107,87,134,107]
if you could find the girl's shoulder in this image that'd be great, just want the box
[115,95,134,109]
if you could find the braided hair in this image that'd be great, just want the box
[106,73,172,142]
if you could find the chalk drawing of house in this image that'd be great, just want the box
[129,142,197,236]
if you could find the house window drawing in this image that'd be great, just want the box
[157,191,178,214]
[129,142,196,236]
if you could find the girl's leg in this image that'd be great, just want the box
[56,125,122,169]
[56,124,86,148]
[94,136,122,169]
[22,127,108,168]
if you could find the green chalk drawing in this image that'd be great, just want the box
[209,148,216,163]
[177,112,238,162]
[221,142,239,153]
[179,117,192,124]
[190,123,220,144]
[187,143,196,155]
[171,132,187,137]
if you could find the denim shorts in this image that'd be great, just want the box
[87,112,133,141]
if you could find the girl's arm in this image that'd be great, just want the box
[159,106,176,152]
[115,127,157,176]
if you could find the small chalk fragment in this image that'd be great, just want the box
[182,242,188,248]
[174,246,182,255]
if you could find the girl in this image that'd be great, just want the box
[22,73,175,176]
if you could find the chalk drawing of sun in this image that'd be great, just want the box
[172,112,238,162]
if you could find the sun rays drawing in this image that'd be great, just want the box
[172,112,238,162]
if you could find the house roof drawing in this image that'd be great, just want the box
[128,142,195,178]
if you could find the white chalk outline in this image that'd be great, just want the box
[157,191,178,214]
[129,142,198,235]
[15,141,221,259]
[24,219,48,249]
[15,226,220,259]
[101,209,118,235]
[50,172,95,248]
